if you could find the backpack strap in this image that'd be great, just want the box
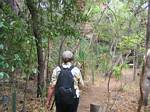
[69,65,74,71]
[56,65,74,84]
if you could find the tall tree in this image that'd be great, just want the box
[26,0,45,97]
[137,0,150,111]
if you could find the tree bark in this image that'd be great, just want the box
[26,0,45,97]
[133,50,137,81]
[137,0,150,111]
[146,0,150,50]
[7,0,20,14]
[58,36,66,65]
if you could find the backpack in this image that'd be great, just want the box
[55,65,76,104]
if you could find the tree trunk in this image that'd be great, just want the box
[26,0,45,97]
[58,36,66,65]
[133,50,137,81]
[36,41,45,97]
[43,49,47,87]
[146,0,150,50]
[46,39,52,84]
[7,0,20,14]
[137,0,150,111]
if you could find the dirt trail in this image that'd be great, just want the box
[78,69,141,112]
[1,69,148,112]
[78,85,107,112]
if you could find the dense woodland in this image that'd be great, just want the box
[1,0,150,112]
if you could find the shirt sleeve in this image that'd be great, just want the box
[50,66,61,86]
[72,67,84,87]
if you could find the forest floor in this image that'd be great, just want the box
[0,68,150,112]
[78,68,150,112]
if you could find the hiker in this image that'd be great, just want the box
[46,50,84,112]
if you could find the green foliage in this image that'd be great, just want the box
[0,4,37,77]
[118,33,144,51]
[79,48,87,62]
[113,63,128,80]
[98,53,111,73]
[76,38,90,63]
[1,0,88,74]
[0,72,9,79]
[113,65,122,80]
[0,55,9,69]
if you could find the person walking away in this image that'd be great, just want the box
[46,50,84,112]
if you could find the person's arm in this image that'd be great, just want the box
[46,85,55,108]
[46,66,60,108]
[73,67,84,88]
[78,71,84,89]
[46,86,55,108]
